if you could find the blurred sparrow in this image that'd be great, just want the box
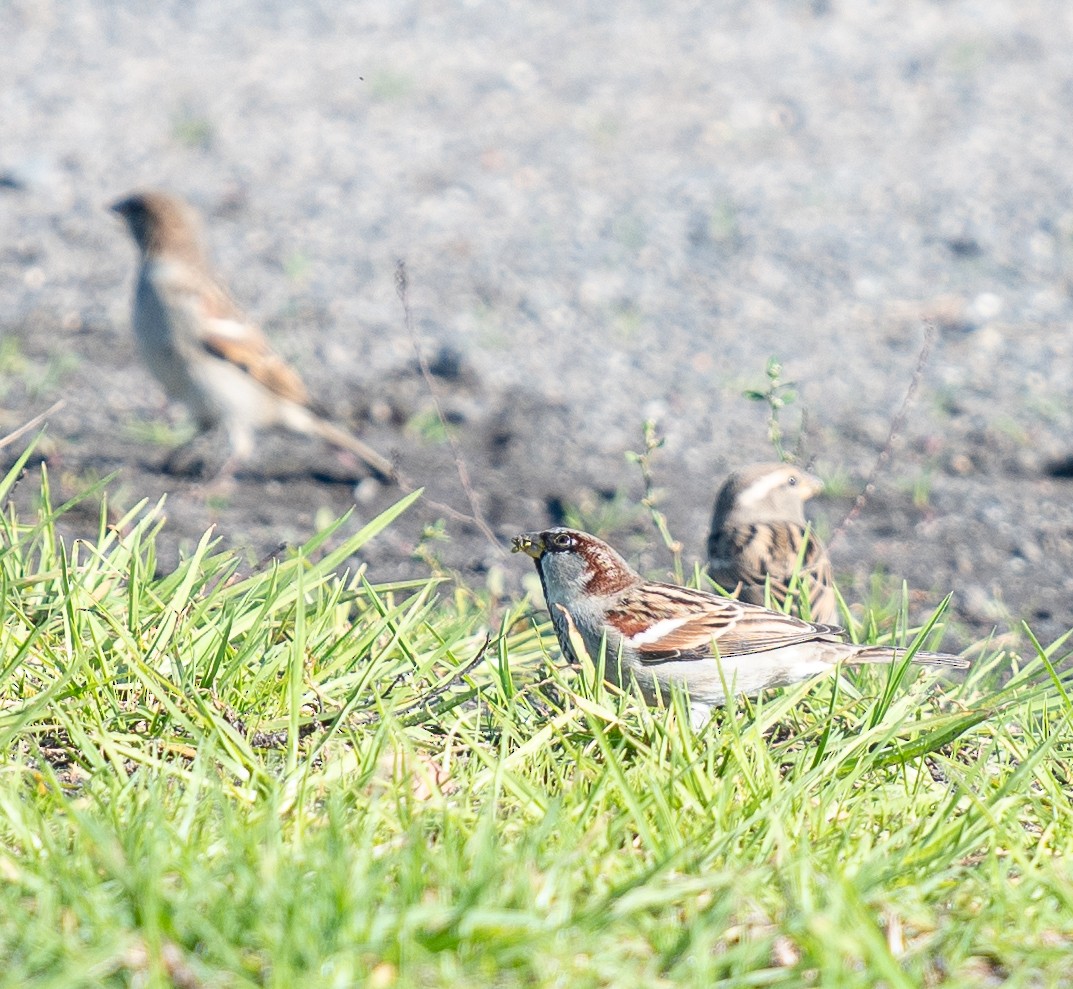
[110,190,395,479]
[707,462,837,624]
[514,527,966,726]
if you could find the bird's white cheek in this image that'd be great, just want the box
[539,558,589,603]
[627,617,689,646]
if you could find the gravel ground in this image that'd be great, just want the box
[2,0,1073,652]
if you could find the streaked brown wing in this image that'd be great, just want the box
[201,328,310,405]
[755,524,834,620]
[707,526,752,583]
[713,522,836,624]
[608,582,838,663]
[193,279,311,406]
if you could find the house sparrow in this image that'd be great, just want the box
[707,462,837,624]
[514,527,967,726]
[110,190,395,480]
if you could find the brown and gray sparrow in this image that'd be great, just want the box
[111,190,395,480]
[707,462,837,624]
[514,527,967,726]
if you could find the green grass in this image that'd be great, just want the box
[1,442,1072,987]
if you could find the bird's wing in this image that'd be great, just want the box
[607,582,841,663]
[193,278,311,406]
[711,522,825,584]
[709,522,835,623]
[200,323,311,406]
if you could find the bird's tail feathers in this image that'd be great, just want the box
[308,416,398,482]
[846,647,969,670]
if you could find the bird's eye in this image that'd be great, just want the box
[550,532,573,551]
[787,475,798,486]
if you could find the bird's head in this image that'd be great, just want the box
[713,462,824,527]
[110,190,203,260]
[512,527,640,599]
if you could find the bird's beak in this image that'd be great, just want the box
[799,472,824,500]
[108,197,133,218]
[512,532,545,559]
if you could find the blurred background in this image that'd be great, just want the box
[2,0,1072,649]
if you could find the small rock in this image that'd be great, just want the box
[969,292,1004,321]
[353,477,381,505]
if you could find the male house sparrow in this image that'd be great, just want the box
[111,190,395,479]
[707,462,837,624]
[514,527,967,725]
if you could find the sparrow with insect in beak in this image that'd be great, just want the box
[514,527,967,726]
[110,190,396,480]
[707,462,837,624]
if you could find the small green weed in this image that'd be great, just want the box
[171,106,215,150]
[742,355,801,462]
